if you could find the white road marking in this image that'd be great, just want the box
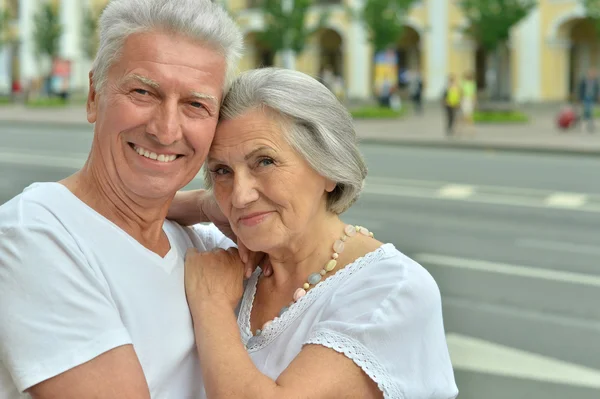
[367,176,572,197]
[414,253,600,287]
[2,151,599,215]
[446,333,600,389]
[545,193,588,209]
[0,151,86,169]
[517,238,600,256]
[437,184,475,199]
[363,183,600,213]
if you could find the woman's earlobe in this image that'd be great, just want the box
[325,181,337,193]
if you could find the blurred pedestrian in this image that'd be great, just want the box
[442,75,461,136]
[578,68,599,133]
[460,71,477,136]
[378,76,393,108]
[410,69,424,115]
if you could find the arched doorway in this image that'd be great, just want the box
[318,28,343,81]
[472,43,511,100]
[395,26,421,88]
[243,32,275,70]
[564,18,598,96]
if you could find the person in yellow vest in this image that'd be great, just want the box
[442,75,461,136]
[460,71,477,135]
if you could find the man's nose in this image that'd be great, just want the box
[147,99,183,146]
[231,171,259,209]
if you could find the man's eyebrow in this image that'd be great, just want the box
[190,91,219,107]
[122,74,160,89]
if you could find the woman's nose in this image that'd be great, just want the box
[231,171,259,208]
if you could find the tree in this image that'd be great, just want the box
[33,1,63,61]
[0,8,10,49]
[583,0,600,35]
[354,0,419,53]
[257,0,329,69]
[81,4,102,60]
[458,0,537,99]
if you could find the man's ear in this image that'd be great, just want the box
[87,72,98,124]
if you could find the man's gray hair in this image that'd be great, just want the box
[207,68,368,215]
[91,0,243,93]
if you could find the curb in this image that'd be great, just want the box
[358,137,600,157]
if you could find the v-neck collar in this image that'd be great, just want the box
[40,182,179,273]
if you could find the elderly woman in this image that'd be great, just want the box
[178,68,458,399]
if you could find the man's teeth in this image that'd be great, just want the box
[133,145,178,163]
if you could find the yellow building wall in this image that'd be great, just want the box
[447,1,473,85]
[408,4,427,77]
[540,1,582,101]
[79,0,599,102]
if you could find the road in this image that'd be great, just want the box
[2,122,600,398]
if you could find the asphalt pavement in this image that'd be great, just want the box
[2,122,600,398]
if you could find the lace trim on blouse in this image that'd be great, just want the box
[238,243,394,351]
[305,328,402,399]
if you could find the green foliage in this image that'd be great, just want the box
[33,2,63,59]
[473,110,529,123]
[351,0,418,52]
[458,0,537,51]
[82,5,103,59]
[0,8,10,47]
[26,97,69,108]
[350,106,406,119]
[584,0,600,36]
[257,0,329,54]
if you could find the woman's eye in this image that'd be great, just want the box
[258,158,274,167]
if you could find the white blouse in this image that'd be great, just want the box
[237,243,459,399]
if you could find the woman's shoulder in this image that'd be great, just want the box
[337,243,441,309]
[352,243,437,287]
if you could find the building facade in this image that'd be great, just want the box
[0,0,598,102]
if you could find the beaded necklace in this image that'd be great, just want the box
[253,224,374,336]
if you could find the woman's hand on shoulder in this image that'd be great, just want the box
[184,247,246,312]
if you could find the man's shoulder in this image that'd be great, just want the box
[0,182,75,234]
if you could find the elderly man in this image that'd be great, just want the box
[0,0,248,397]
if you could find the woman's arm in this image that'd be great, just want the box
[192,301,381,399]
[185,250,381,399]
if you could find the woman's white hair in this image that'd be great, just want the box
[91,0,243,92]
[206,68,368,215]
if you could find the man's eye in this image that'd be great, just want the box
[190,102,205,109]
[211,167,230,176]
[133,89,149,95]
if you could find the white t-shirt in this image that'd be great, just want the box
[0,183,233,398]
[237,244,459,399]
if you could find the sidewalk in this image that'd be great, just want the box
[1,104,600,155]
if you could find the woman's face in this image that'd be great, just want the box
[206,109,335,253]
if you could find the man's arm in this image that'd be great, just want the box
[167,189,210,226]
[0,225,150,397]
[28,346,150,399]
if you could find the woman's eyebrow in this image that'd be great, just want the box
[244,146,274,161]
